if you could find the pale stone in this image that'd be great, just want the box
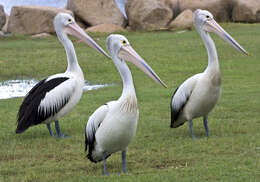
[86,24,125,33]
[0,5,6,30]
[0,30,4,37]
[179,0,234,22]
[7,6,73,35]
[67,0,126,26]
[2,14,8,32]
[31,33,52,39]
[126,0,173,31]
[163,0,181,18]
[168,9,193,30]
[232,0,260,23]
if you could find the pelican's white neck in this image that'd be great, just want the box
[199,29,220,73]
[57,31,82,73]
[112,54,136,99]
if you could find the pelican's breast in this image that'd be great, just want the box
[120,94,138,113]
[182,73,221,120]
[96,94,139,154]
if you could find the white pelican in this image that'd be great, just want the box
[170,9,248,138]
[16,13,109,138]
[85,34,167,175]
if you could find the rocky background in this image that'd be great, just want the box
[0,0,260,37]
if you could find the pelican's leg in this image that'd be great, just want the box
[203,116,209,137]
[54,121,68,138]
[122,150,127,173]
[102,152,109,176]
[46,124,54,136]
[189,120,195,139]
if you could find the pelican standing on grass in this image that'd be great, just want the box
[16,13,109,138]
[85,34,167,175]
[170,9,248,138]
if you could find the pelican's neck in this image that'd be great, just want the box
[113,55,136,99]
[57,31,82,74]
[199,30,220,74]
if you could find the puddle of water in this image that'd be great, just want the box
[0,79,112,100]
[83,82,113,91]
[0,79,38,100]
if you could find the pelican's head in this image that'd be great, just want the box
[106,34,167,88]
[54,13,75,31]
[53,13,110,58]
[194,9,248,55]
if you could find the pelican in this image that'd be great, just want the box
[170,9,248,138]
[85,34,167,175]
[16,13,109,138]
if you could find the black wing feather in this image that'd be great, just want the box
[85,104,110,163]
[170,86,188,128]
[85,122,99,163]
[85,128,96,162]
[16,77,70,134]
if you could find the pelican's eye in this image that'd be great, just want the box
[206,15,210,19]
[68,18,72,23]
[122,40,127,46]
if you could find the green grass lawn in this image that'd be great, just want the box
[0,23,259,182]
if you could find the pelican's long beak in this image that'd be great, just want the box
[118,45,167,88]
[203,19,248,55]
[66,23,110,58]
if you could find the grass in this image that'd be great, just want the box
[0,23,259,181]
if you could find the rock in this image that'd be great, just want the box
[0,30,4,37]
[75,18,88,29]
[7,6,73,35]
[31,33,52,39]
[232,0,260,23]
[179,0,234,22]
[2,14,8,32]
[168,9,193,30]
[67,0,125,26]
[164,0,181,18]
[126,0,173,31]
[86,24,125,33]
[0,5,6,30]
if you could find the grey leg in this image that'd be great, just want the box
[102,152,109,176]
[203,116,209,137]
[122,150,127,173]
[46,124,54,136]
[189,120,195,139]
[54,121,68,138]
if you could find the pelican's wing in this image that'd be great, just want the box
[37,77,77,117]
[170,74,199,128]
[16,76,76,133]
[85,104,109,155]
[115,0,127,19]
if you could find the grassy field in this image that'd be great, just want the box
[0,23,259,182]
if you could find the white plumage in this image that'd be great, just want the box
[89,98,138,161]
[170,9,248,138]
[39,74,83,124]
[85,34,167,175]
[16,13,109,137]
